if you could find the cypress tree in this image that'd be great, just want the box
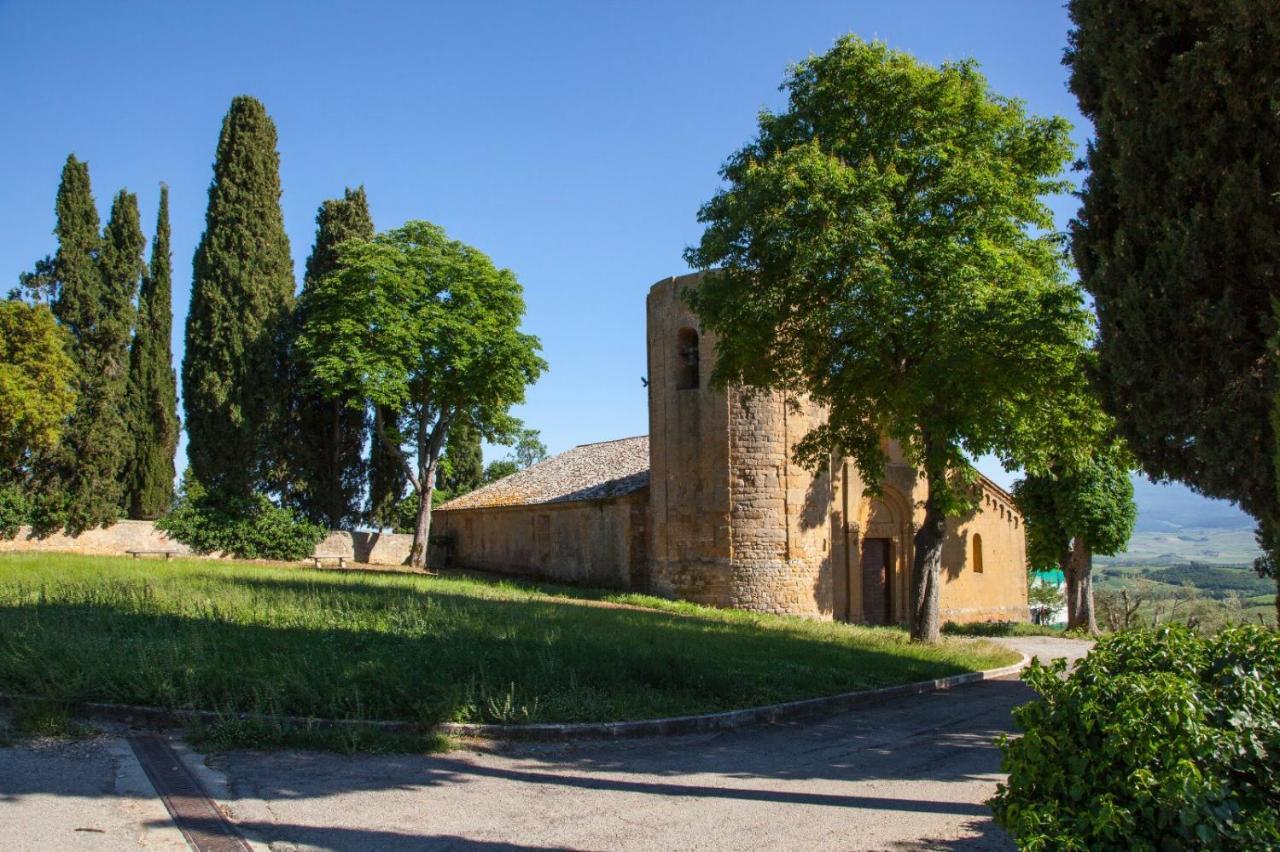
[438,415,484,499]
[183,96,295,496]
[288,187,373,528]
[124,185,179,518]
[1065,1,1280,616]
[43,162,142,532]
[367,405,408,529]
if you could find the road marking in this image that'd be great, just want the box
[127,734,251,852]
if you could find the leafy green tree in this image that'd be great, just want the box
[183,96,295,497]
[1065,0,1280,621]
[299,221,546,568]
[510,428,548,469]
[123,185,179,519]
[1014,446,1136,633]
[44,169,142,532]
[437,414,484,500]
[0,300,76,472]
[286,187,374,528]
[685,36,1090,642]
[482,459,519,484]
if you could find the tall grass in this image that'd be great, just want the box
[0,553,1016,731]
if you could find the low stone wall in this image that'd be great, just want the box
[0,521,418,568]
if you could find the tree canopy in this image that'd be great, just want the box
[183,95,294,497]
[299,220,545,566]
[0,301,76,472]
[1065,1,1280,592]
[124,184,179,519]
[685,36,1091,641]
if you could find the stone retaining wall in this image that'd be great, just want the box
[0,521,418,567]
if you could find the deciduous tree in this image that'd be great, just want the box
[686,36,1091,642]
[299,221,545,568]
[0,300,76,471]
[183,96,294,497]
[1014,446,1136,633]
[124,185,179,519]
[1065,0,1280,620]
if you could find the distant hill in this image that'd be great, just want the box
[1130,476,1255,532]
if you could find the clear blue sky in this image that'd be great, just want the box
[0,0,1252,534]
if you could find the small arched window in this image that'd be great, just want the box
[676,327,700,390]
[973,533,984,574]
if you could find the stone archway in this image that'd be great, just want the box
[851,486,912,625]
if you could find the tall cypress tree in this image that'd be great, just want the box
[288,187,374,528]
[183,96,295,496]
[1066,0,1280,617]
[43,162,142,532]
[438,414,484,499]
[124,185,179,518]
[367,404,408,529]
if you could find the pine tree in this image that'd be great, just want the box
[438,414,484,499]
[42,159,142,532]
[286,188,373,528]
[124,185,179,518]
[183,96,295,497]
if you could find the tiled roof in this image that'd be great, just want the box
[437,436,650,511]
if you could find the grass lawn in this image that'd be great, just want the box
[0,553,1017,748]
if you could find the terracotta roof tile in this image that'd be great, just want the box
[437,436,649,511]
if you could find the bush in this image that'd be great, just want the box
[991,625,1280,850]
[157,478,326,561]
[0,482,30,540]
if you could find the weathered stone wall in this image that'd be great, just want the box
[938,484,1029,623]
[646,273,835,617]
[432,490,647,589]
[0,522,417,567]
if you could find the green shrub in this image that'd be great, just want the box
[991,625,1280,850]
[157,477,326,561]
[0,482,30,539]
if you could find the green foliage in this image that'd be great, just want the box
[1065,2,1280,569]
[299,220,545,565]
[483,459,519,484]
[992,625,1280,849]
[1014,448,1137,571]
[437,414,484,499]
[1140,564,1276,599]
[156,474,325,561]
[366,404,408,529]
[183,96,295,497]
[0,300,76,469]
[42,174,142,533]
[123,185,179,519]
[0,482,31,540]
[285,187,374,528]
[684,36,1089,640]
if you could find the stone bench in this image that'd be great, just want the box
[126,549,179,561]
[311,554,349,569]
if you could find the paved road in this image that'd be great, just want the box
[0,636,1092,851]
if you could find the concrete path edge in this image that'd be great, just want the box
[0,652,1030,743]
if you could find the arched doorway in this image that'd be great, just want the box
[854,488,911,625]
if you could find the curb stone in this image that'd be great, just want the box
[0,653,1029,743]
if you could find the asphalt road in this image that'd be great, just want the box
[0,636,1092,851]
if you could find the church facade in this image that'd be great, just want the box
[434,273,1028,625]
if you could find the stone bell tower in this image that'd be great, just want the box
[645,273,834,617]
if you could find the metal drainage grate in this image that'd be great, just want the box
[128,734,251,852]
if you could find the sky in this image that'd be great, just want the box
[0,0,1253,535]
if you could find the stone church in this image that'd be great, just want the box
[435,273,1029,625]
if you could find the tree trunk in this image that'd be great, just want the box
[1070,538,1099,635]
[408,465,436,570]
[910,462,948,643]
[1060,548,1077,628]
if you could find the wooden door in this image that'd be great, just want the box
[861,538,892,625]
